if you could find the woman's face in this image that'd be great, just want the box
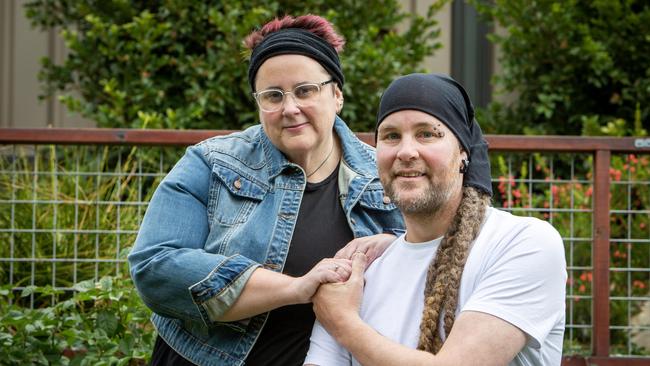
[254,54,343,160]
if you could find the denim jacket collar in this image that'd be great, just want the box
[259,128,295,179]
[333,116,377,178]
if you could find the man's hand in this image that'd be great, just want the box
[335,234,395,267]
[312,252,367,339]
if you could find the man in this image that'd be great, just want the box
[304,73,567,366]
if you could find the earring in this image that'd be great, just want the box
[459,159,470,174]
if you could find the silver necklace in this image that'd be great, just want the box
[306,142,335,178]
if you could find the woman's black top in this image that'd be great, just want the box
[152,164,354,365]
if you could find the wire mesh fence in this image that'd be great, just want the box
[0,143,186,307]
[489,150,650,357]
[0,131,649,362]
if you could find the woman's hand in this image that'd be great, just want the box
[289,258,352,304]
[335,233,396,267]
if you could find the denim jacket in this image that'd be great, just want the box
[128,117,404,366]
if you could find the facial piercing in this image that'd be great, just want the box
[459,159,470,174]
[432,123,445,137]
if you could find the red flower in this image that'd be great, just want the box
[578,284,586,292]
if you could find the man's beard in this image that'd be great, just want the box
[384,169,460,216]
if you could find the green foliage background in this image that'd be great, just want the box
[472,0,650,136]
[8,0,650,362]
[25,0,448,132]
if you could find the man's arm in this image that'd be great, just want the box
[311,253,526,366]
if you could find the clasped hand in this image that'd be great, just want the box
[312,252,367,339]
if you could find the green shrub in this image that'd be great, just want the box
[472,0,650,135]
[0,275,154,365]
[24,0,447,131]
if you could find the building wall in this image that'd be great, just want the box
[397,0,452,75]
[1,0,453,128]
[0,0,92,128]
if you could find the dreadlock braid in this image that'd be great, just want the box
[417,186,491,354]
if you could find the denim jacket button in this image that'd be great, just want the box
[233,178,242,190]
[383,196,391,204]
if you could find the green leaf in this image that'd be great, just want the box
[99,276,113,292]
[96,310,119,337]
[118,334,135,356]
[20,286,37,298]
[73,279,94,293]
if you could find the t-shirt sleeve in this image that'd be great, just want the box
[304,320,352,366]
[460,220,567,349]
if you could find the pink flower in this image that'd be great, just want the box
[629,154,638,164]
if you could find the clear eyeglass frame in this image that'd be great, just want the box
[253,79,335,112]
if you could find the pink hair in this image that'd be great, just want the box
[244,14,345,53]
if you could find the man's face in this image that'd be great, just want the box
[376,110,466,216]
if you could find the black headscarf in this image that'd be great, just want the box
[376,73,492,196]
[248,28,344,92]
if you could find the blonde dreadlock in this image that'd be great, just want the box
[417,186,491,353]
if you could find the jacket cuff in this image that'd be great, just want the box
[189,254,260,326]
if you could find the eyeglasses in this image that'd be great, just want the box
[253,79,335,112]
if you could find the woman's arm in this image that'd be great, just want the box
[129,145,353,324]
[128,145,253,323]
[218,257,351,321]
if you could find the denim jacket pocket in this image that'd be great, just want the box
[209,163,268,226]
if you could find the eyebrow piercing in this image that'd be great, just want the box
[433,124,445,137]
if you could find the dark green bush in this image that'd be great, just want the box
[473,0,650,136]
[0,276,154,365]
[25,0,447,131]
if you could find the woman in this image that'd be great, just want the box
[128,14,404,366]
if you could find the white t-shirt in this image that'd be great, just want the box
[305,207,567,366]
